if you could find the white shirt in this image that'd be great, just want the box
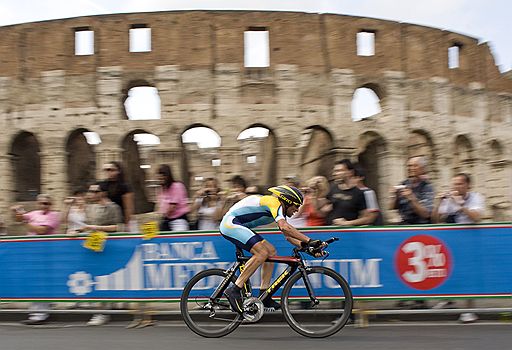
[438,192,484,224]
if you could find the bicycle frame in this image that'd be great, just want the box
[208,248,319,306]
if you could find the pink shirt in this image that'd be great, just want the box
[23,210,61,235]
[157,182,190,219]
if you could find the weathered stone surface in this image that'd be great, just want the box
[0,10,510,228]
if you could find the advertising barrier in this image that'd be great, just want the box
[0,224,511,302]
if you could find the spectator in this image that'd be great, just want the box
[11,194,60,325]
[326,159,373,226]
[431,173,484,322]
[155,164,190,232]
[100,161,135,230]
[78,183,123,326]
[353,164,384,226]
[303,176,330,227]
[389,156,434,225]
[62,189,87,236]
[285,176,307,228]
[389,156,434,309]
[432,173,484,224]
[219,175,248,217]
[190,177,223,230]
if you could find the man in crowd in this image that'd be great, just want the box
[389,156,434,309]
[11,194,60,325]
[326,159,373,226]
[431,172,484,323]
[78,182,123,326]
[432,173,484,224]
[390,156,434,225]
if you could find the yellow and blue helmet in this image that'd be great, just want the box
[268,185,304,207]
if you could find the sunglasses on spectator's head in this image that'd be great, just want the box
[39,201,51,205]
[103,167,116,172]
[88,189,101,193]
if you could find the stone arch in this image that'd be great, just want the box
[489,139,504,159]
[453,134,474,174]
[351,83,384,121]
[237,123,277,188]
[357,131,387,201]
[485,139,509,220]
[300,125,335,180]
[66,128,96,194]
[181,123,222,190]
[121,129,159,214]
[407,129,437,180]
[10,131,41,201]
[122,79,161,120]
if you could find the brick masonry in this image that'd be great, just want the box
[0,11,510,231]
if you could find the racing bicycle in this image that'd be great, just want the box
[180,237,353,338]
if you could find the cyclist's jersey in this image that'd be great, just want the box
[224,195,286,228]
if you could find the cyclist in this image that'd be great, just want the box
[220,185,325,314]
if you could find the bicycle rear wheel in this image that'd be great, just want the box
[180,268,243,338]
[281,266,353,338]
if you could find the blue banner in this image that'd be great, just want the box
[1,224,511,301]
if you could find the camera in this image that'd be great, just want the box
[394,185,407,191]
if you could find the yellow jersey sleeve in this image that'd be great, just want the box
[260,195,285,222]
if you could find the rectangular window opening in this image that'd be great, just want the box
[244,28,269,68]
[357,31,375,57]
[130,25,151,53]
[448,44,460,69]
[74,27,94,56]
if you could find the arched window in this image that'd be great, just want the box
[10,132,41,201]
[181,126,222,190]
[66,129,97,193]
[237,126,275,187]
[352,87,381,121]
[124,85,161,120]
[122,131,160,214]
[300,126,334,180]
[182,127,221,148]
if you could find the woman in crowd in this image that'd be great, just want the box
[190,177,223,230]
[155,164,190,231]
[303,176,331,227]
[62,189,87,236]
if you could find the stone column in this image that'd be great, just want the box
[39,147,67,210]
[97,66,123,117]
[41,70,65,111]
[214,63,240,107]
[155,65,180,119]
[431,77,452,188]
[331,69,356,149]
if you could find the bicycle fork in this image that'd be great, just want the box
[299,266,320,308]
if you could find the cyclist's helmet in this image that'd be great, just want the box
[268,185,304,207]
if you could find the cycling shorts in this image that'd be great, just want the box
[220,215,264,252]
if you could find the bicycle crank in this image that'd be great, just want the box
[242,297,264,323]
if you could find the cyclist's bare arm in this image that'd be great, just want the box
[277,219,311,247]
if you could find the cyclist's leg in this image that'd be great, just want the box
[220,216,269,313]
[259,241,276,289]
[258,242,281,310]
[234,241,271,287]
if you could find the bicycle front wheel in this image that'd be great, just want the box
[180,268,243,338]
[281,266,353,338]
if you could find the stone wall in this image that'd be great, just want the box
[0,11,511,231]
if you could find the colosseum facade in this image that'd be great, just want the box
[0,11,511,231]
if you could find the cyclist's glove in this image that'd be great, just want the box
[301,239,325,257]
[301,239,323,249]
